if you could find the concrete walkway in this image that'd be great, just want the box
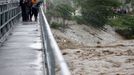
[0,21,44,75]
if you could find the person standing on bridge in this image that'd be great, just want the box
[19,0,32,22]
[30,0,43,21]
[19,0,27,21]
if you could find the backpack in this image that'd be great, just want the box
[32,0,37,4]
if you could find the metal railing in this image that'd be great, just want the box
[0,2,21,44]
[39,6,71,75]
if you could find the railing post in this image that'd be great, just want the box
[0,2,21,45]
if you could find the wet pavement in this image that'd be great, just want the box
[0,22,44,75]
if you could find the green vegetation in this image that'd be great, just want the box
[72,0,134,39]
[50,22,62,29]
[46,0,134,39]
[46,2,74,30]
[73,0,121,28]
[54,4,74,26]
[109,15,134,39]
[73,16,85,25]
[108,0,134,39]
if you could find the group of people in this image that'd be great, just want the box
[19,0,42,22]
[112,7,133,14]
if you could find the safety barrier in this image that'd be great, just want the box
[39,6,71,75]
[0,2,21,44]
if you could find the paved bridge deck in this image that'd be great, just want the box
[0,21,44,75]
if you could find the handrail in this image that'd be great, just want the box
[39,6,71,75]
[0,2,21,44]
[0,1,8,5]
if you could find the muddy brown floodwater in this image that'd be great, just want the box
[52,23,134,75]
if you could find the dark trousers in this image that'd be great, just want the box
[21,5,27,21]
[21,5,32,22]
[31,7,39,21]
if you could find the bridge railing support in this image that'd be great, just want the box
[39,6,71,75]
[0,2,21,45]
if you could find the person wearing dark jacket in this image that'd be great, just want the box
[30,1,42,21]
[19,0,27,21]
[20,0,32,22]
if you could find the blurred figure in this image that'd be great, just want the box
[20,0,32,22]
[30,1,42,21]
[19,0,27,21]
[25,0,32,21]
